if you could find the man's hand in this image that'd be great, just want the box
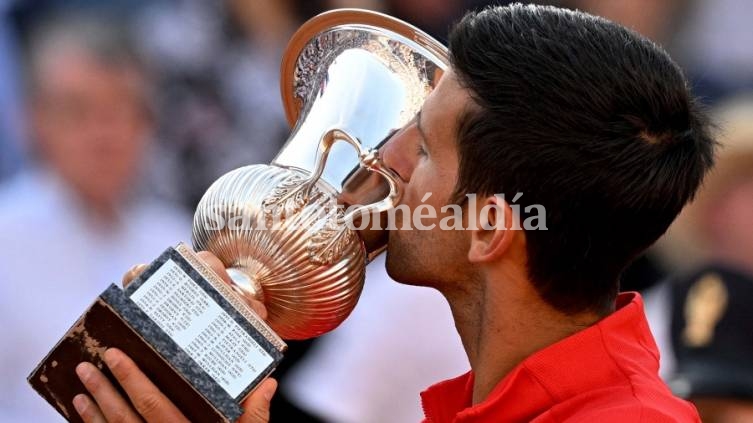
[121,251,268,319]
[74,251,275,422]
[73,349,277,423]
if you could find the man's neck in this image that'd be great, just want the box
[444,271,603,405]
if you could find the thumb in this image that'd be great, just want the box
[122,264,147,288]
[239,378,277,423]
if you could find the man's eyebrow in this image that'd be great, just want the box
[416,109,428,141]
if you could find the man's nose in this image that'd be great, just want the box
[379,128,414,183]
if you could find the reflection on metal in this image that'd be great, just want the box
[192,9,449,340]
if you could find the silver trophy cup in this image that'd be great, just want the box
[192,9,449,340]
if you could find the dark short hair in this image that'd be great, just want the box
[26,13,147,98]
[448,4,716,314]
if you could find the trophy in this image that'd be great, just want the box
[29,8,448,422]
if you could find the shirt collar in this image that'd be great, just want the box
[420,292,660,422]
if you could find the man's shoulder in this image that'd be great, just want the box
[543,385,700,423]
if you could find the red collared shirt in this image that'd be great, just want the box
[420,293,700,422]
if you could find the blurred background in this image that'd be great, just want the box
[0,0,751,422]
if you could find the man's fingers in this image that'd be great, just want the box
[104,348,188,423]
[196,251,234,285]
[196,251,268,320]
[75,362,141,423]
[239,378,277,423]
[247,299,268,320]
[72,394,108,423]
[122,264,147,288]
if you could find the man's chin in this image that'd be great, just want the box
[384,249,426,287]
[383,248,401,280]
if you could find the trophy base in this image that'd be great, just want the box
[28,245,286,423]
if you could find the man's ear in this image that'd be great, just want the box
[468,195,516,264]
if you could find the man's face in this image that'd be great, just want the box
[380,69,474,288]
[32,48,150,210]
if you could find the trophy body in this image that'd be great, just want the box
[29,9,448,422]
[193,163,366,340]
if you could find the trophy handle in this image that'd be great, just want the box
[302,127,402,224]
[260,127,401,265]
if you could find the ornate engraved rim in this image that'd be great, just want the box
[279,8,449,127]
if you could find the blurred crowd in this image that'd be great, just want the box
[0,0,751,422]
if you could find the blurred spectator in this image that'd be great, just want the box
[652,265,753,423]
[645,96,753,422]
[386,0,466,40]
[673,0,753,103]
[129,0,299,208]
[385,0,495,41]
[563,0,687,45]
[0,15,189,421]
[133,0,383,209]
[571,0,753,105]
[655,96,753,275]
[0,0,26,181]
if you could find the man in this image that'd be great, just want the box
[71,4,715,422]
